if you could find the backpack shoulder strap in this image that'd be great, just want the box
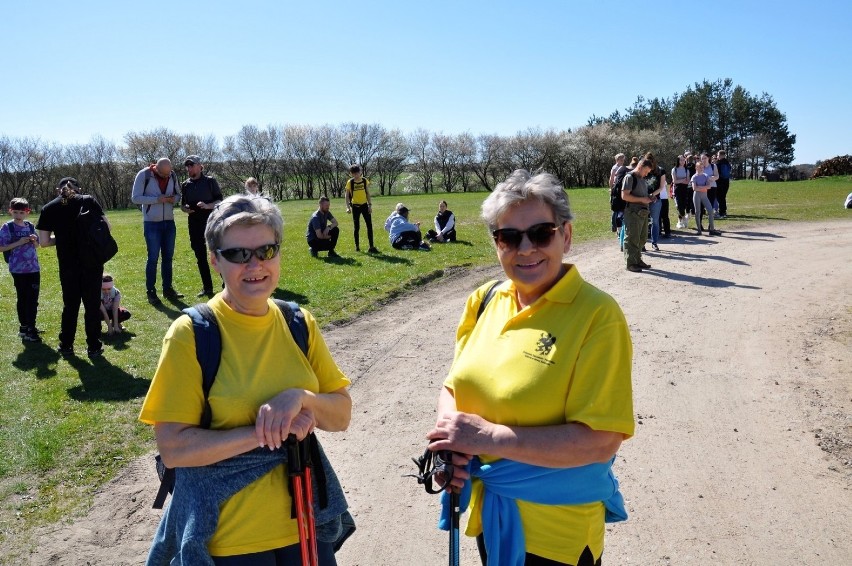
[182,303,221,429]
[273,299,309,356]
[476,280,502,321]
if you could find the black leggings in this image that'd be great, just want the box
[11,271,40,328]
[477,535,601,565]
[212,541,337,565]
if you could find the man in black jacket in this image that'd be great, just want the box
[181,155,222,297]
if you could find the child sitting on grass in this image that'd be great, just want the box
[100,273,131,335]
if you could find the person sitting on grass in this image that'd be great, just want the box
[426,200,457,243]
[388,206,431,251]
[100,273,131,335]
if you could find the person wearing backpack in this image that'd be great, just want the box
[0,198,42,342]
[621,157,656,272]
[131,157,184,305]
[344,164,379,253]
[140,194,352,564]
[37,177,111,357]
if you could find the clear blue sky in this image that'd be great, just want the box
[2,0,849,165]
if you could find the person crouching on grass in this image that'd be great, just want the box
[100,273,131,335]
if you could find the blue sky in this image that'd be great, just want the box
[2,0,849,165]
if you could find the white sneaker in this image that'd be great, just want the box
[676,220,684,229]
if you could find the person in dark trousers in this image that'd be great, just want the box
[36,177,109,357]
[715,150,732,218]
[306,196,341,258]
[0,197,42,342]
[344,164,378,253]
[426,200,457,243]
[181,155,222,297]
[131,157,183,305]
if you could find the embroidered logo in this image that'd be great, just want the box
[535,332,557,356]
[524,332,557,365]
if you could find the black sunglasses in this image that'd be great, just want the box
[492,222,560,249]
[216,243,280,264]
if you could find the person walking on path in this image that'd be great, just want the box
[715,150,732,218]
[181,155,222,298]
[131,157,184,305]
[690,162,721,236]
[344,165,378,253]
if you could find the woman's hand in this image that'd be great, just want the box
[427,410,502,459]
[255,389,312,449]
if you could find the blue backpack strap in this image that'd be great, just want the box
[183,303,221,429]
[273,299,309,357]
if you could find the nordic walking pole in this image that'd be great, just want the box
[300,435,319,564]
[287,434,318,566]
[449,484,460,566]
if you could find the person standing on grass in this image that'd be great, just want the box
[131,157,184,306]
[181,155,223,298]
[0,197,42,342]
[344,164,378,253]
[37,177,109,358]
[715,150,732,218]
[622,158,656,272]
[306,196,341,258]
[609,153,626,234]
[690,161,721,236]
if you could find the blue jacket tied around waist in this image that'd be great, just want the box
[438,456,626,566]
[146,442,352,565]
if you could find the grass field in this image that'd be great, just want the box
[0,176,849,545]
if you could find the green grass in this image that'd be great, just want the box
[0,176,849,551]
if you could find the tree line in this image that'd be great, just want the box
[0,78,798,210]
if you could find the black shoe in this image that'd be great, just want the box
[652,243,660,251]
[163,288,184,300]
[626,264,644,272]
[327,250,340,258]
[87,347,104,358]
[638,260,652,269]
[147,290,162,305]
[368,247,379,254]
[57,344,74,356]
[309,247,318,257]
[709,230,722,236]
[22,330,42,343]
[197,289,214,298]
[18,326,28,337]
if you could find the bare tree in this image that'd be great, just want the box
[507,128,548,172]
[221,125,281,193]
[471,134,506,192]
[122,128,186,169]
[372,129,409,195]
[409,129,435,193]
[455,132,477,192]
[432,132,464,193]
[339,123,384,174]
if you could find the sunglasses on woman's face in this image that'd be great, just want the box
[216,243,280,264]
[492,222,559,250]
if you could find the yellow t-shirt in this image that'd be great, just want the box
[139,296,350,556]
[346,178,369,205]
[445,266,634,563]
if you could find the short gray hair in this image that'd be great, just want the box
[205,194,283,253]
[481,169,573,232]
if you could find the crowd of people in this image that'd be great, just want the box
[5,163,638,565]
[610,150,733,272]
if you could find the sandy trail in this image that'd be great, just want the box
[25,220,852,565]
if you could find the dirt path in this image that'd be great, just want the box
[25,220,852,565]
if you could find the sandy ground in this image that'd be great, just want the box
[22,219,852,565]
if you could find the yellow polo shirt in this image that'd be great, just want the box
[140,296,350,556]
[445,265,634,563]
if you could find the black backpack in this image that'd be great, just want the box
[77,197,118,268]
[610,168,634,212]
[2,220,16,263]
[152,299,310,509]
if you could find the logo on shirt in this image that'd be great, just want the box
[523,332,557,365]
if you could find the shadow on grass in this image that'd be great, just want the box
[724,214,789,222]
[433,239,475,247]
[13,341,60,380]
[103,329,136,351]
[273,288,311,305]
[66,354,151,402]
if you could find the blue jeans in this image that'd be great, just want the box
[143,221,176,292]
[649,199,662,245]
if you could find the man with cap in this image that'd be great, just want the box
[180,155,222,297]
[131,157,184,305]
[36,177,110,357]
